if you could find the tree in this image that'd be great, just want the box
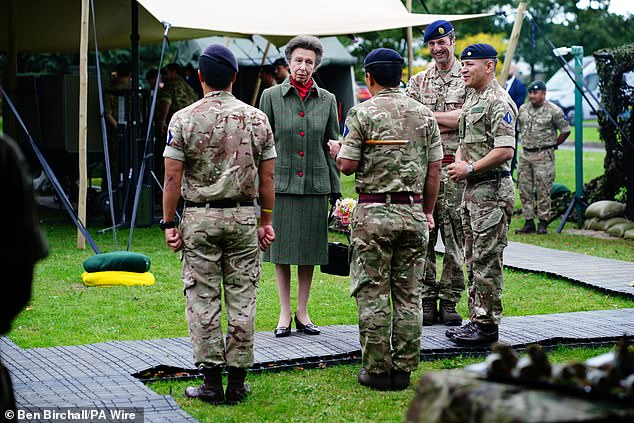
[341,1,634,82]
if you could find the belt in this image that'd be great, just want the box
[467,170,511,184]
[523,145,556,152]
[442,154,455,165]
[185,200,254,208]
[358,192,422,204]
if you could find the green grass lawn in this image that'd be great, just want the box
[568,120,602,143]
[7,144,632,422]
[147,345,614,423]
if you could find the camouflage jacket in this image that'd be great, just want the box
[405,58,465,154]
[158,75,199,115]
[104,79,130,119]
[338,87,443,193]
[163,91,276,202]
[458,79,517,172]
[518,99,570,149]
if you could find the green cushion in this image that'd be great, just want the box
[83,251,151,273]
[551,183,570,198]
[584,200,626,219]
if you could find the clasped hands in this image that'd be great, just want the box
[447,160,470,182]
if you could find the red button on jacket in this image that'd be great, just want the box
[299,131,305,136]
[299,111,305,117]
[299,151,304,157]
[298,171,303,177]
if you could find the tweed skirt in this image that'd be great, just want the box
[263,194,329,265]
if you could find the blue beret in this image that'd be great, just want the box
[199,44,238,73]
[364,48,404,69]
[273,57,288,67]
[423,20,454,43]
[460,43,498,60]
[528,80,547,91]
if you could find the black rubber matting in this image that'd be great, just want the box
[2,240,633,422]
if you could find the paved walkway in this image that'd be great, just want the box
[2,241,633,422]
[437,240,634,298]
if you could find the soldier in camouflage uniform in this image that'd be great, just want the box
[103,62,131,189]
[161,45,276,405]
[516,80,570,235]
[405,20,466,327]
[446,44,517,346]
[157,63,199,134]
[332,48,442,391]
[156,63,199,177]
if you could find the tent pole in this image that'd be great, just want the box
[77,0,89,250]
[6,0,18,140]
[499,2,526,87]
[250,41,271,107]
[128,0,141,230]
[406,0,414,82]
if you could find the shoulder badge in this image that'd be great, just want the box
[503,111,513,124]
[166,129,173,145]
[343,125,349,138]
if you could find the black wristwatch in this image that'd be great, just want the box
[159,219,177,230]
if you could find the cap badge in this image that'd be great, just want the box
[438,27,445,35]
[467,51,472,56]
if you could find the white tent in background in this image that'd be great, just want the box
[1,0,493,248]
[1,0,492,52]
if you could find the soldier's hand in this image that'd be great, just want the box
[165,227,183,252]
[448,160,468,182]
[327,139,341,160]
[425,212,435,230]
[330,192,342,206]
[258,224,275,251]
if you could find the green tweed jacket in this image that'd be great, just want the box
[259,78,341,195]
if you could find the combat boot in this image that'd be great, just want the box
[537,220,548,234]
[391,369,411,391]
[357,368,391,391]
[515,220,536,234]
[184,366,224,404]
[445,321,476,339]
[450,322,499,346]
[225,366,250,405]
[421,298,438,326]
[439,300,462,326]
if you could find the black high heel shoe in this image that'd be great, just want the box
[294,313,321,335]
[274,315,292,338]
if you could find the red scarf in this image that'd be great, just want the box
[290,76,313,100]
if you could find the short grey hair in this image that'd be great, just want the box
[284,35,324,68]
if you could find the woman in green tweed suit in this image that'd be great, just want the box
[259,35,341,337]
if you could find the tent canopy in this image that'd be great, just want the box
[174,35,357,68]
[1,0,493,53]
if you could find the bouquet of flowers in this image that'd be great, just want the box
[331,197,357,231]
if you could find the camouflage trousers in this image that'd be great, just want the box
[350,203,427,373]
[423,165,466,302]
[462,178,514,326]
[517,148,555,221]
[180,206,261,369]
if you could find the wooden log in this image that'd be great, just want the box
[499,2,527,88]
[77,0,89,250]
